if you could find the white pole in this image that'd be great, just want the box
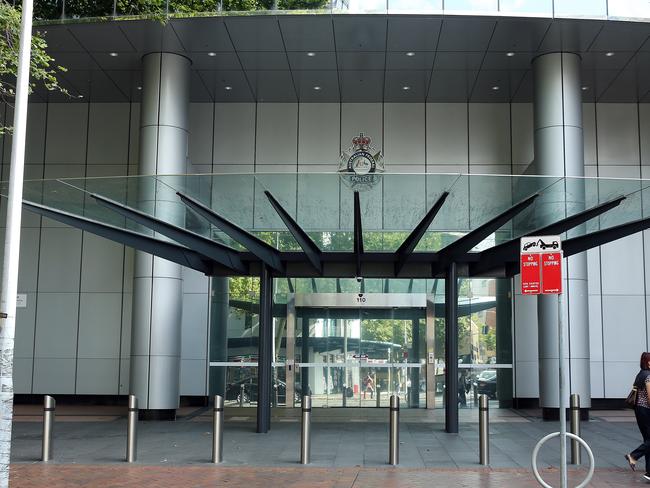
[0,0,33,485]
[558,291,567,488]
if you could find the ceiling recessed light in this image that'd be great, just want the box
[207,52,217,57]
[406,52,416,57]
[136,86,142,90]
[109,52,118,57]
[492,86,500,91]
[605,52,615,57]
[307,52,316,57]
[506,52,515,57]
[581,86,589,91]
[313,86,321,91]
[224,86,232,91]
[402,85,411,90]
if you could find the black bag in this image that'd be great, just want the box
[626,386,638,409]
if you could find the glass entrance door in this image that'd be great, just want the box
[291,293,426,408]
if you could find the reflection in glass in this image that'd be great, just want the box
[608,0,650,18]
[388,0,443,11]
[499,0,552,15]
[444,0,498,12]
[553,0,607,17]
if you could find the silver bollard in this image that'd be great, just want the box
[41,395,55,462]
[239,383,245,407]
[570,393,581,465]
[212,395,224,463]
[300,395,311,464]
[389,395,399,465]
[376,386,381,408]
[126,394,138,463]
[479,394,489,465]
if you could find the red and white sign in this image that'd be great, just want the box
[520,236,563,295]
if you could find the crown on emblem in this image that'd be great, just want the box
[352,133,371,148]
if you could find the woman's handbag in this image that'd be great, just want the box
[626,386,639,409]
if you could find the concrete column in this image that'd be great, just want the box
[532,52,591,417]
[130,52,191,420]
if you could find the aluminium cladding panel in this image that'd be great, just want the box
[468,103,511,166]
[426,103,468,166]
[383,104,425,166]
[189,103,214,170]
[600,234,645,295]
[596,103,640,165]
[298,103,341,165]
[255,103,298,166]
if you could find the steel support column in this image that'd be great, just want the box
[533,52,590,417]
[257,266,274,433]
[445,262,459,433]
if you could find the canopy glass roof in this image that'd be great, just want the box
[7,172,650,256]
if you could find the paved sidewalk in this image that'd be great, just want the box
[8,465,641,488]
[8,407,646,487]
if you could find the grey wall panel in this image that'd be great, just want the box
[256,103,298,165]
[587,248,600,295]
[515,361,539,398]
[590,361,604,398]
[119,358,130,395]
[514,292,538,360]
[604,361,638,398]
[426,103,468,166]
[37,228,82,292]
[468,164,511,175]
[181,293,209,360]
[384,103,425,166]
[182,268,209,295]
[588,294,603,362]
[583,103,597,166]
[469,103,510,165]
[45,103,88,164]
[12,357,33,394]
[85,165,128,177]
[596,103,640,165]
[213,103,255,165]
[18,228,40,293]
[123,247,134,294]
[640,104,650,166]
[77,293,122,359]
[180,359,206,396]
[597,165,640,178]
[600,234,644,295]
[120,292,133,360]
[80,234,124,293]
[602,295,646,362]
[76,358,119,394]
[14,292,36,359]
[128,103,140,168]
[188,103,214,170]
[341,103,382,153]
[25,104,47,164]
[298,103,340,165]
[34,293,79,359]
[511,103,533,165]
[33,358,76,394]
[87,103,130,165]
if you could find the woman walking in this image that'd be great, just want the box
[626,351,650,481]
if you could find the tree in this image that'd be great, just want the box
[0,1,68,131]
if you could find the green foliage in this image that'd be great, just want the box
[0,1,69,131]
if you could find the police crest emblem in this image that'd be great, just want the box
[338,132,384,191]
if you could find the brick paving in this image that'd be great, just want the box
[8,465,641,488]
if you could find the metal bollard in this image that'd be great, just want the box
[126,394,138,463]
[212,395,224,463]
[300,395,311,464]
[376,386,381,408]
[570,393,581,465]
[479,394,489,465]
[41,395,55,462]
[389,395,399,465]
[239,383,245,407]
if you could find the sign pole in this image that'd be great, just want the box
[558,289,567,488]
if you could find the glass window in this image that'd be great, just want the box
[553,0,607,17]
[444,0,498,12]
[499,0,552,15]
[608,0,650,19]
[388,0,443,11]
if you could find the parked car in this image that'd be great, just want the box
[225,377,302,404]
[473,370,497,400]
